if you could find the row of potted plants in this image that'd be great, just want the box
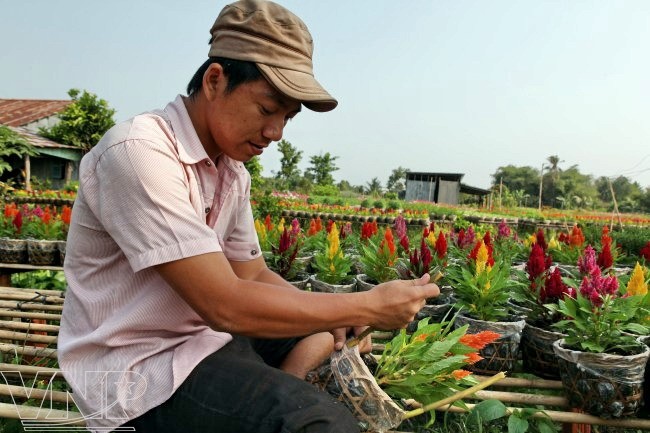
[0,203,70,266]
[257,213,650,419]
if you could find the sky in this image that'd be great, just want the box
[2,1,650,190]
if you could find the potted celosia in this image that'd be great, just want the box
[311,222,356,293]
[447,239,526,375]
[22,205,65,265]
[550,258,650,418]
[265,219,309,289]
[0,203,28,264]
[357,226,398,290]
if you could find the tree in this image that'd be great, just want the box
[595,175,642,207]
[386,166,407,194]
[491,165,540,200]
[275,139,303,189]
[365,177,383,197]
[40,88,116,152]
[305,152,338,186]
[244,156,264,191]
[0,125,38,178]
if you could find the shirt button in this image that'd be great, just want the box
[251,249,258,255]
[205,207,211,214]
[205,160,212,167]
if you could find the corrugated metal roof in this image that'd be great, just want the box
[8,126,80,150]
[0,98,72,127]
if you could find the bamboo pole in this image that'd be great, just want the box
[0,311,62,321]
[0,329,58,345]
[0,402,85,426]
[0,301,63,312]
[0,287,66,297]
[0,320,60,333]
[0,362,61,377]
[0,382,71,404]
[403,372,506,419]
[0,343,57,359]
[473,389,567,407]
[0,293,64,304]
[474,374,564,390]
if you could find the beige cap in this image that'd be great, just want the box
[208,0,337,112]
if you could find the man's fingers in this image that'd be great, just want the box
[331,328,347,351]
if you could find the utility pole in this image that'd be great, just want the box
[538,163,545,211]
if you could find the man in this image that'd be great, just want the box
[58,1,439,432]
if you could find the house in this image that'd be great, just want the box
[0,98,82,189]
[405,171,490,206]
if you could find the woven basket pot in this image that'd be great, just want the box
[288,273,310,290]
[407,291,456,333]
[0,238,28,264]
[454,314,525,375]
[27,239,59,266]
[56,240,66,266]
[355,274,377,292]
[520,322,566,379]
[309,275,356,293]
[553,339,650,418]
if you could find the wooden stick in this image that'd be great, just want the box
[403,372,506,419]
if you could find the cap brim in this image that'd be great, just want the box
[257,64,338,112]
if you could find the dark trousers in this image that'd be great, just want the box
[121,336,359,433]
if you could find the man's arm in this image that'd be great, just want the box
[154,252,439,339]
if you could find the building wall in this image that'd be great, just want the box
[405,179,436,202]
[30,157,78,189]
[438,180,460,205]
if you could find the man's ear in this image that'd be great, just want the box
[203,63,225,101]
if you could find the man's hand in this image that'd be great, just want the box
[331,326,373,352]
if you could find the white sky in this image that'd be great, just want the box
[2,0,649,190]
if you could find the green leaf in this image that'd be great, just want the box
[508,413,529,433]
[467,399,507,424]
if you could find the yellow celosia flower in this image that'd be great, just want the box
[627,262,648,296]
[525,234,537,247]
[254,219,267,244]
[427,230,436,246]
[475,241,488,275]
[548,237,560,250]
[327,223,340,261]
[277,218,285,235]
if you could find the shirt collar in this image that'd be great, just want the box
[164,95,209,165]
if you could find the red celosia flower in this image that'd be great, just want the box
[469,240,494,267]
[435,231,447,259]
[326,219,334,234]
[526,243,550,283]
[543,267,569,302]
[12,211,23,233]
[535,229,547,251]
[597,241,613,270]
[640,241,650,262]
[558,232,570,244]
[459,331,501,350]
[456,229,466,247]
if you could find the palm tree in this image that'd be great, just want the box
[365,177,383,198]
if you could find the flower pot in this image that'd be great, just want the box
[310,275,356,293]
[355,274,376,292]
[288,273,310,290]
[520,322,566,379]
[27,239,59,266]
[553,338,650,418]
[407,294,455,333]
[56,240,67,265]
[0,238,28,264]
[454,314,525,375]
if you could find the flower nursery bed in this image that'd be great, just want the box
[2,288,650,432]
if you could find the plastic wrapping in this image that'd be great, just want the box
[454,315,525,375]
[329,344,404,432]
[553,339,650,418]
[520,323,566,380]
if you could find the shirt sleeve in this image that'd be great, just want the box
[90,138,221,272]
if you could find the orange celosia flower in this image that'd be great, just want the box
[61,205,72,225]
[264,214,273,232]
[42,208,52,224]
[464,352,483,364]
[569,225,585,248]
[315,216,323,232]
[307,219,318,236]
[452,370,472,380]
[459,331,501,350]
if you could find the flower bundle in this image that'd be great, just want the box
[550,248,648,353]
[447,240,514,321]
[312,222,353,284]
[358,227,398,284]
[375,317,501,417]
[425,227,448,271]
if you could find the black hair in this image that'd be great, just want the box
[186,57,263,97]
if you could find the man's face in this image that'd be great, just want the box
[205,72,302,162]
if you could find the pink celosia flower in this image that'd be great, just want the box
[497,219,511,239]
[578,245,598,276]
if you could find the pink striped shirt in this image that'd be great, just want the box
[58,95,262,431]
